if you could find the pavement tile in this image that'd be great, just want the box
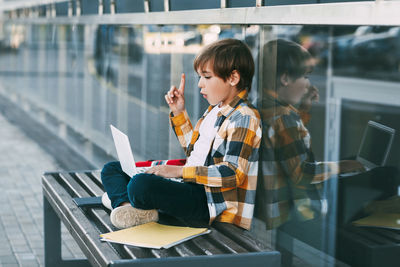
[0,248,13,257]
[15,253,36,261]
[18,260,40,267]
[0,255,18,264]
[0,111,85,266]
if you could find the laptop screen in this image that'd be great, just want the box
[357,121,395,168]
[110,125,138,178]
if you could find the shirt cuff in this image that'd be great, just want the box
[329,161,340,175]
[182,166,196,182]
[170,110,188,127]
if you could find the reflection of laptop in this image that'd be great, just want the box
[341,121,395,176]
[110,125,143,178]
[356,121,395,170]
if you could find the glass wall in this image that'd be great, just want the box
[0,22,399,266]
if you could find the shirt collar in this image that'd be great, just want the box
[265,89,299,114]
[218,89,248,117]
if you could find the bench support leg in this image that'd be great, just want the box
[276,229,294,267]
[44,196,90,267]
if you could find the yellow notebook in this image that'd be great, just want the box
[100,222,211,249]
[352,213,400,230]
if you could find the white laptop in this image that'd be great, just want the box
[110,125,182,182]
[341,120,395,176]
[110,125,144,178]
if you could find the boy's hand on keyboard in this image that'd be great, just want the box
[146,165,183,178]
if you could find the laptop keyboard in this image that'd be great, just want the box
[136,167,148,174]
[135,167,183,183]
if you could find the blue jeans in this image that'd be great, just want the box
[101,161,209,223]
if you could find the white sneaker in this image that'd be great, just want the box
[110,205,158,229]
[101,192,113,210]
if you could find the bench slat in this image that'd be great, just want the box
[150,247,182,258]
[89,170,103,184]
[339,227,381,247]
[190,235,226,255]
[207,230,249,254]
[171,243,199,257]
[350,226,396,245]
[74,172,105,196]
[57,172,89,198]
[368,228,400,243]
[212,223,268,252]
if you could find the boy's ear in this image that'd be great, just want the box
[229,70,240,87]
[280,73,289,87]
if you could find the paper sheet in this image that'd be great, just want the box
[352,213,400,230]
[100,222,210,249]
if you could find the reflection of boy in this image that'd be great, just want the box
[258,39,364,229]
[101,39,262,230]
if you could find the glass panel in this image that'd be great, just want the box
[257,24,400,267]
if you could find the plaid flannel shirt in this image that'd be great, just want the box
[257,90,339,229]
[170,90,262,230]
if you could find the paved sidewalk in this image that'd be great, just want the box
[0,112,85,267]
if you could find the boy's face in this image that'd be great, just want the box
[197,62,239,107]
[278,59,313,105]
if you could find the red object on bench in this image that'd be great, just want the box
[135,159,186,167]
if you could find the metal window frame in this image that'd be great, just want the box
[1,2,400,26]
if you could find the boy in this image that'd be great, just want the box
[258,39,365,229]
[101,39,262,230]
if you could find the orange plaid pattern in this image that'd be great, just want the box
[257,90,339,229]
[170,90,262,230]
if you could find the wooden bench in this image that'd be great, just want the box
[42,170,281,267]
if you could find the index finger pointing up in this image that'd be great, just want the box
[178,73,185,95]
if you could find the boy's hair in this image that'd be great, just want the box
[193,38,255,92]
[262,39,312,90]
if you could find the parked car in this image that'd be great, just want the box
[350,26,400,71]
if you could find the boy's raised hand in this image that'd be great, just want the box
[165,73,185,116]
[299,85,319,113]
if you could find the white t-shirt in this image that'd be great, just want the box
[185,105,221,167]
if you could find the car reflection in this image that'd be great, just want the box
[351,26,400,71]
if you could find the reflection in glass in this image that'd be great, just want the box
[332,26,400,81]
